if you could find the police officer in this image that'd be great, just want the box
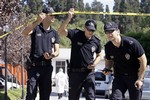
[22,6,59,100]
[58,8,102,100]
[103,21,147,100]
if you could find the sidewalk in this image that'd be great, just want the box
[35,87,68,100]
[35,87,108,100]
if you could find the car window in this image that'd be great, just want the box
[144,71,150,78]
[95,72,106,81]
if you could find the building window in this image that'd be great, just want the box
[56,61,65,73]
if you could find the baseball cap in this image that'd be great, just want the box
[85,19,97,31]
[42,6,55,14]
[104,22,118,31]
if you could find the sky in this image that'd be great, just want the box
[42,0,114,12]
[83,0,114,12]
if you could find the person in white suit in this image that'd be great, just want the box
[55,68,68,99]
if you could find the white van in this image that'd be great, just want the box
[95,70,113,99]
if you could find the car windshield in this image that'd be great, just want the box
[144,70,150,78]
[95,72,106,81]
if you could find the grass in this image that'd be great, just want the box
[0,88,26,100]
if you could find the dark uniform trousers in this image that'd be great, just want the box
[26,63,53,100]
[68,69,95,100]
[111,74,142,100]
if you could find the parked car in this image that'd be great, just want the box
[95,70,113,98]
[81,69,113,99]
[142,69,150,99]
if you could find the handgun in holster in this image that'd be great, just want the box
[25,56,33,70]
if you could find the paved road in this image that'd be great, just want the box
[35,87,108,100]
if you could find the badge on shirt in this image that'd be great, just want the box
[129,40,133,44]
[110,55,113,59]
[52,37,55,43]
[37,33,41,36]
[91,46,96,52]
[77,42,83,46]
[125,53,130,60]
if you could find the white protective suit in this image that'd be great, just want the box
[55,68,68,94]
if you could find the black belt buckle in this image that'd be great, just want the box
[32,61,47,67]
[124,73,129,76]
[70,68,87,72]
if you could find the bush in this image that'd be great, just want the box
[0,88,26,100]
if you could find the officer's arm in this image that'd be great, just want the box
[52,43,59,58]
[58,8,74,37]
[105,59,114,70]
[93,52,102,66]
[87,52,102,69]
[137,54,147,81]
[22,13,46,36]
[102,59,113,74]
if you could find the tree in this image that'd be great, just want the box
[140,0,150,29]
[0,0,30,65]
[140,0,150,13]
[91,0,104,21]
[103,5,112,23]
[76,0,85,20]
[113,0,141,34]
[85,3,92,19]
[22,0,43,14]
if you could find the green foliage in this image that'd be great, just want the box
[140,0,150,13]
[0,88,26,100]
[143,27,150,33]
[22,0,43,14]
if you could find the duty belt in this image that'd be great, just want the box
[69,68,92,72]
[32,61,51,67]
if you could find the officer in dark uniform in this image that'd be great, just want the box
[22,6,59,100]
[58,8,102,100]
[103,21,147,100]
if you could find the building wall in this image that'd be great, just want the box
[0,63,27,85]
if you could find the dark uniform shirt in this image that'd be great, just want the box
[105,36,145,75]
[30,24,59,62]
[67,29,101,68]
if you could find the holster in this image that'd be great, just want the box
[25,56,32,70]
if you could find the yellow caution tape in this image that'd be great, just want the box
[50,11,150,16]
[0,11,150,39]
[0,18,36,39]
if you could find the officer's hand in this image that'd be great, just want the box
[102,68,112,75]
[36,13,46,24]
[43,52,53,60]
[87,64,96,70]
[134,80,143,90]
[68,8,74,19]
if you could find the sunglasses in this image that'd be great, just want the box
[105,30,115,34]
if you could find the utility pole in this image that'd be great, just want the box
[3,23,9,100]
[21,44,25,100]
